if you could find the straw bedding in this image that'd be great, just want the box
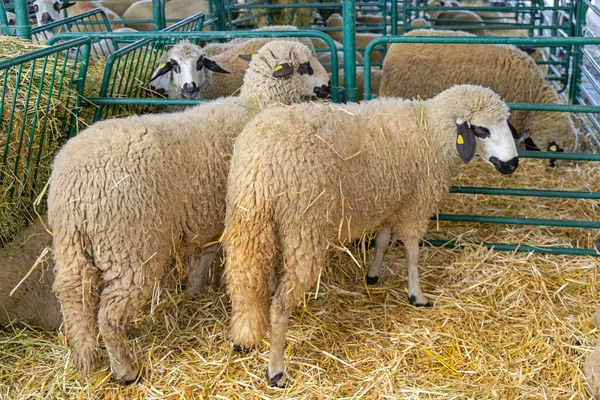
[0,154,598,397]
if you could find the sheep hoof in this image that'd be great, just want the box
[366,275,379,285]
[123,372,141,386]
[408,295,430,307]
[233,344,252,354]
[266,368,286,388]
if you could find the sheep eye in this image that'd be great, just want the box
[298,62,313,76]
[33,4,39,12]
[53,2,61,11]
[473,126,491,138]
[170,59,180,73]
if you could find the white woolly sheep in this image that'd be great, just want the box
[29,0,124,30]
[122,0,208,31]
[379,29,580,153]
[0,217,61,330]
[48,40,330,384]
[222,84,519,387]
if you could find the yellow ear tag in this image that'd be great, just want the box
[251,53,257,58]
[457,134,464,145]
[274,65,283,72]
[161,63,167,69]
[549,145,557,152]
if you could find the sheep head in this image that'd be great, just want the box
[150,40,229,100]
[443,85,518,174]
[239,40,331,104]
[29,0,75,25]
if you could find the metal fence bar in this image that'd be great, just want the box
[423,240,600,257]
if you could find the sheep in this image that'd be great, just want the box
[29,0,124,30]
[222,84,519,387]
[0,217,61,330]
[151,27,316,101]
[585,308,600,398]
[48,40,330,384]
[149,40,230,103]
[122,0,208,31]
[378,29,580,153]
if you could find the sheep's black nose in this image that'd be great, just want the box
[182,82,198,98]
[313,84,330,99]
[41,12,53,24]
[490,156,518,175]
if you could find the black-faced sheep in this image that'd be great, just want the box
[48,40,330,384]
[0,217,61,330]
[149,40,230,100]
[379,29,580,153]
[222,84,519,387]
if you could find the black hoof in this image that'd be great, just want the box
[266,368,286,388]
[366,275,379,285]
[233,344,252,354]
[122,372,141,386]
[408,295,431,307]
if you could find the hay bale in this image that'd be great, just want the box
[0,37,104,246]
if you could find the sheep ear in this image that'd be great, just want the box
[519,47,536,55]
[203,57,230,74]
[59,2,76,9]
[507,120,520,139]
[273,63,294,78]
[546,141,564,167]
[238,53,256,62]
[456,120,477,163]
[149,61,173,82]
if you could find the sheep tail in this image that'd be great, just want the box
[223,197,276,349]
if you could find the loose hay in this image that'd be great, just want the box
[0,153,599,397]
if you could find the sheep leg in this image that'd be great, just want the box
[404,237,430,307]
[186,243,220,295]
[53,244,101,376]
[366,226,391,284]
[585,309,600,398]
[265,233,328,387]
[97,256,164,384]
[267,293,288,388]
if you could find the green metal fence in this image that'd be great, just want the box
[0,37,91,245]
[224,0,392,70]
[402,0,576,93]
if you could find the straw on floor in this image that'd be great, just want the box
[0,154,598,398]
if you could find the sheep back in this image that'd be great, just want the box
[379,29,578,151]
